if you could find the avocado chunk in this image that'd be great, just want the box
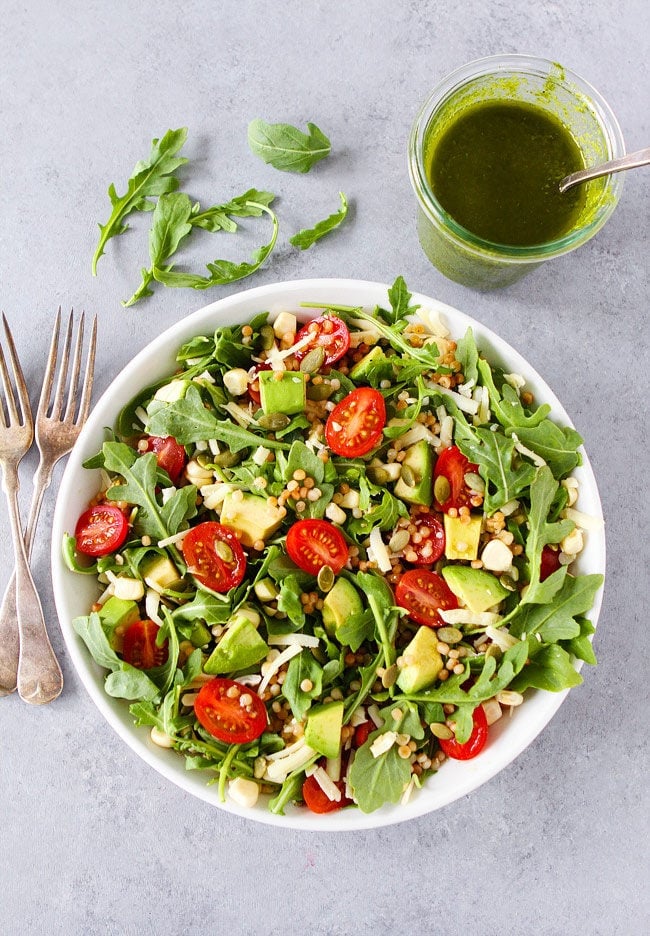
[396,626,444,692]
[443,514,482,561]
[349,346,386,381]
[204,612,269,674]
[321,578,363,638]
[304,700,344,758]
[442,565,510,612]
[98,596,140,649]
[259,370,306,416]
[141,554,182,590]
[220,492,284,547]
[393,440,433,506]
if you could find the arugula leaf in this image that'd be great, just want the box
[509,422,583,479]
[562,617,597,665]
[103,444,168,541]
[334,609,374,652]
[172,587,233,626]
[346,489,407,537]
[209,418,291,453]
[146,384,219,444]
[477,359,551,430]
[190,189,276,233]
[455,327,479,385]
[510,643,583,693]
[124,191,194,306]
[518,467,575,605]
[347,306,442,371]
[454,420,537,513]
[276,575,306,629]
[284,441,325,485]
[92,128,188,275]
[379,275,421,327]
[509,573,604,642]
[347,730,412,813]
[289,192,348,249]
[248,119,331,173]
[152,202,279,290]
[283,651,324,720]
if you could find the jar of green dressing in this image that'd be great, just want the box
[408,55,625,289]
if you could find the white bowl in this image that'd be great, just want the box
[51,278,605,831]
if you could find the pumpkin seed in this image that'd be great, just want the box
[429,722,454,740]
[317,565,335,593]
[485,643,502,661]
[306,382,333,401]
[381,664,398,689]
[400,464,416,487]
[299,346,325,374]
[215,541,234,562]
[437,626,462,645]
[367,465,390,485]
[389,529,411,552]
[213,450,241,467]
[260,325,275,350]
[258,412,291,431]
[196,453,213,469]
[499,573,518,592]
[464,471,485,493]
[434,475,451,504]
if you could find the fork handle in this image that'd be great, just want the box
[3,477,62,704]
[0,463,52,695]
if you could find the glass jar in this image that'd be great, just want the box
[408,55,625,290]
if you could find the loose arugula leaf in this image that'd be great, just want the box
[276,575,306,629]
[103,444,169,541]
[284,441,325,485]
[92,128,188,274]
[124,191,194,306]
[190,189,276,233]
[518,467,575,605]
[283,651,324,720]
[346,489,408,537]
[334,609,374,652]
[289,192,348,250]
[346,306,442,371]
[209,418,291,453]
[152,202,279,290]
[248,119,331,173]
[510,642,583,692]
[160,484,198,534]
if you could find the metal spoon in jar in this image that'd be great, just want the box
[559,146,650,193]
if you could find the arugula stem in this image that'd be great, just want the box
[217,743,241,802]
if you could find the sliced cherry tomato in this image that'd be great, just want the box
[122,620,168,669]
[194,677,267,744]
[286,519,349,576]
[395,568,459,627]
[438,704,488,760]
[181,522,247,593]
[146,435,187,484]
[294,316,350,367]
[433,445,479,513]
[247,362,271,405]
[75,504,129,557]
[404,513,446,565]
[302,772,352,814]
[353,721,373,748]
[540,544,562,581]
[325,387,386,458]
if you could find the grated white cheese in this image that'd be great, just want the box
[485,625,520,651]
[349,706,368,728]
[367,703,384,728]
[562,506,604,531]
[438,609,503,627]
[134,405,148,426]
[257,643,303,696]
[368,526,392,573]
[370,730,398,758]
[145,588,163,626]
[157,528,190,549]
[252,445,271,466]
[512,433,547,468]
[414,304,451,338]
[221,401,257,427]
[431,383,480,415]
[312,766,342,802]
[397,422,440,448]
[267,633,320,649]
[160,486,176,505]
[264,739,317,783]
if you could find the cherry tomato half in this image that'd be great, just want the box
[540,544,562,581]
[286,519,349,576]
[438,704,488,760]
[404,513,446,565]
[75,504,129,557]
[302,772,352,814]
[395,568,459,627]
[181,522,247,593]
[294,316,350,367]
[122,620,168,669]
[433,445,479,513]
[146,435,187,485]
[194,677,268,744]
[247,363,271,405]
[353,721,373,748]
[325,387,386,458]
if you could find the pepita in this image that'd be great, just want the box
[213,450,242,467]
[437,626,463,645]
[429,722,454,740]
[434,475,451,504]
[215,541,234,563]
[464,471,485,493]
[388,529,411,552]
[485,643,502,661]
[317,565,335,593]
[299,346,325,374]
[260,325,275,350]
[499,573,518,592]
[306,382,333,401]
[400,464,417,487]
[368,465,390,486]
[381,664,398,689]
[258,412,291,431]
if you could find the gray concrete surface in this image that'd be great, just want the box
[0,1,648,934]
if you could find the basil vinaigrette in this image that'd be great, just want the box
[425,100,586,246]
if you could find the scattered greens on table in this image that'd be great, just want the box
[65,277,602,816]
[93,124,347,307]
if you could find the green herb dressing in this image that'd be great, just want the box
[425,100,586,246]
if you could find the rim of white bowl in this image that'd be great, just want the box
[51,278,606,831]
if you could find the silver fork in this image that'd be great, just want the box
[0,310,97,703]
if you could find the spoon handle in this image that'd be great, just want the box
[559,146,650,193]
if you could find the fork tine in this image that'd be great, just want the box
[1,314,31,427]
[63,312,84,421]
[76,315,97,424]
[50,309,73,419]
[0,342,15,428]
[37,306,61,417]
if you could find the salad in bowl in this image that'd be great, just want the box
[53,278,604,829]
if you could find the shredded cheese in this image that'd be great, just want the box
[157,528,190,549]
[562,506,604,531]
[485,625,520,651]
[267,633,320,648]
[438,609,503,627]
[370,730,397,758]
[145,588,163,626]
[368,527,392,572]
[312,766,342,801]
[257,643,303,696]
